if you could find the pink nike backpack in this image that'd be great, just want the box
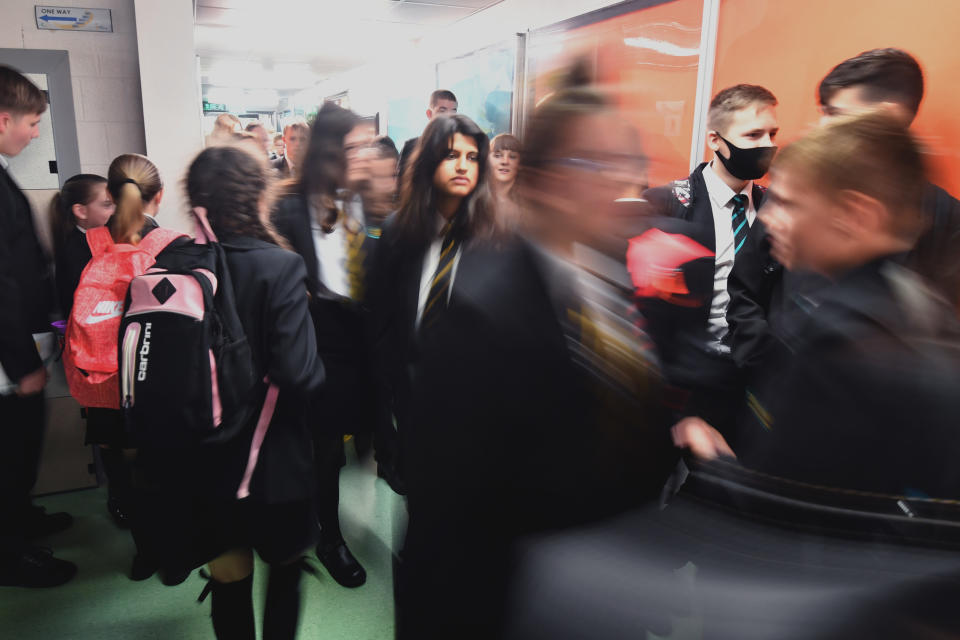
[64,226,185,408]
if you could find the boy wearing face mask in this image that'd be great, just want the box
[640,84,779,441]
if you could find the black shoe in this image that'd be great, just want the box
[161,565,191,586]
[317,542,366,588]
[106,496,132,529]
[130,554,158,581]
[0,546,77,588]
[25,506,73,539]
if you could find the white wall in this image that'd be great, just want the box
[0,0,146,177]
[298,0,620,126]
[133,0,203,233]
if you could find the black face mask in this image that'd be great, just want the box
[715,134,777,181]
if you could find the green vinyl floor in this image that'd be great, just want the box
[0,453,406,639]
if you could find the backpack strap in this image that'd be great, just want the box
[85,227,115,258]
[671,179,693,208]
[138,227,187,259]
[193,207,218,245]
[236,381,279,499]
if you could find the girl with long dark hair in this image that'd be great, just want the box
[370,113,520,637]
[393,113,500,251]
[48,174,114,316]
[382,94,669,638]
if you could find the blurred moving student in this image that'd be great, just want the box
[340,131,405,488]
[206,113,241,147]
[489,133,523,226]
[396,89,458,180]
[727,48,960,375]
[362,136,400,230]
[145,144,324,640]
[272,103,375,588]
[0,65,74,588]
[244,122,272,157]
[675,112,960,500]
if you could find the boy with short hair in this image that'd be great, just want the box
[0,64,76,587]
[640,84,779,438]
[397,89,458,180]
[273,121,309,178]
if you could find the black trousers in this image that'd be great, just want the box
[313,432,346,545]
[0,392,45,553]
[397,494,512,640]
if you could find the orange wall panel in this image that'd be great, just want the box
[526,0,704,187]
[712,0,960,195]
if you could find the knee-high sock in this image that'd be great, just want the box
[263,562,302,640]
[210,573,255,640]
[100,448,133,506]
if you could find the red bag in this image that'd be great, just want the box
[64,226,185,408]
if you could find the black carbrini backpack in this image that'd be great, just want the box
[119,209,278,498]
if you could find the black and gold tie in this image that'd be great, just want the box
[420,219,458,330]
[731,193,749,256]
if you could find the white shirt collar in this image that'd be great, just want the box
[435,211,453,235]
[703,160,752,210]
[0,154,8,170]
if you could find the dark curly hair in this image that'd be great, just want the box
[185,144,283,245]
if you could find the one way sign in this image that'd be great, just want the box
[35,6,113,32]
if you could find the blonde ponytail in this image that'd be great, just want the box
[106,154,163,245]
[110,181,146,244]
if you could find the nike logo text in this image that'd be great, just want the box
[85,301,124,324]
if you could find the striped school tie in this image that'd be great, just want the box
[731,193,749,256]
[420,219,458,330]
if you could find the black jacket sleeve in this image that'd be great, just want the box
[397,137,418,184]
[0,177,45,382]
[911,183,960,306]
[265,252,324,398]
[640,184,681,219]
[725,217,781,373]
[0,242,42,382]
[365,214,404,434]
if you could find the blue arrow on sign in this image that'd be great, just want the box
[40,15,78,22]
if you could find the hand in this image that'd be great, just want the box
[16,367,48,396]
[671,416,736,461]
